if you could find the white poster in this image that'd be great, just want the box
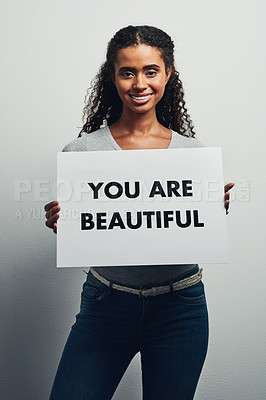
[57,148,229,267]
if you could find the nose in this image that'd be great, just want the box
[133,73,148,91]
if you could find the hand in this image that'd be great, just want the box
[224,183,235,215]
[44,200,60,233]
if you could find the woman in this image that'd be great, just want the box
[45,25,234,400]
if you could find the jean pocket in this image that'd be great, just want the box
[172,281,206,305]
[81,275,110,306]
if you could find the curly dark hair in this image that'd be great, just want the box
[79,25,195,138]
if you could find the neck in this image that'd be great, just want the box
[115,108,161,135]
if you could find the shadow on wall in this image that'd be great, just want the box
[1,240,82,400]
[112,354,142,400]
[1,234,141,400]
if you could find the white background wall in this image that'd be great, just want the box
[1,0,265,399]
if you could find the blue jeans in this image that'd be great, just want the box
[49,266,208,400]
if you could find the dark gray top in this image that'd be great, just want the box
[62,125,204,286]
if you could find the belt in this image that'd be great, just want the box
[90,267,203,298]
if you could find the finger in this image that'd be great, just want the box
[46,205,61,220]
[44,200,59,212]
[224,192,230,201]
[224,199,231,216]
[224,182,235,193]
[53,223,57,234]
[224,199,230,210]
[45,212,60,229]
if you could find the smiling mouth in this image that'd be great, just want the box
[129,94,153,104]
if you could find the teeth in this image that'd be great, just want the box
[131,95,151,100]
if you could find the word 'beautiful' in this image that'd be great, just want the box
[81,210,204,230]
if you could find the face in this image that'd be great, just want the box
[112,44,171,115]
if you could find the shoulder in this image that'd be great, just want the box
[170,130,205,148]
[62,126,111,152]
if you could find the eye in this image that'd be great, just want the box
[122,71,134,78]
[145,70,157,77]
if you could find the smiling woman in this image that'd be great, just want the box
[111,45,171,113]
[45,25,234,400]
[108,44,176,150]
[79,25,197,143]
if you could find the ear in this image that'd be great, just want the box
[165,67,172,85]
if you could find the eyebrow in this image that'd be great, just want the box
[118,64,161,73]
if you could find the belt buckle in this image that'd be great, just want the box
[138,286,149,298]
[139,286,158,298]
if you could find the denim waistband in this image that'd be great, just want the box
[89,266,202,298]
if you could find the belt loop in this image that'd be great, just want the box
[107,281,113,295]
[169,279,173,293]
